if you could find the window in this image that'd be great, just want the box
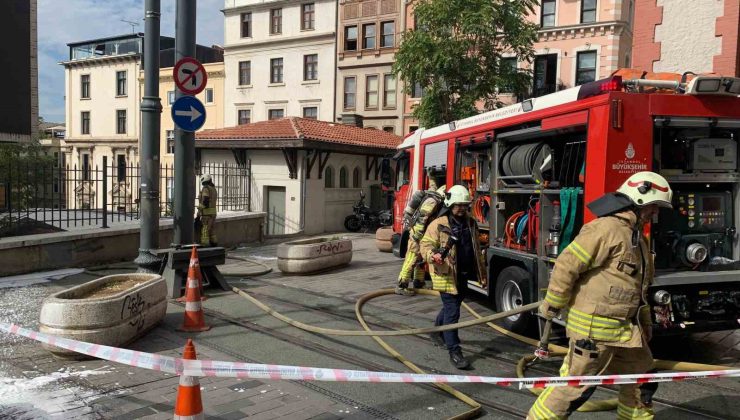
[534,54,558,96]
[383,74,396,107]
[268,109,285,120]
[205,88,214,103]
[576,51,597,85]
[53,152,59,168]
[324,166,334,188]
[500,57,518,92]
[167,90,175,104]
[238,61,251,85]
[625,52,631,68]
[117,155,126,182]
[81,74,90,99]
[383,126,394,133]
[352,167,361,188]
[363,23,376,49]
[411,82,424,98]
[303,106,318,119]
[166,130,175,153]
[81,111,90,134]
[303,54,318,81]
[82,154,91,181]
[381,21,394,48]
[339,167,348,188]
[541,0,556,27]
[270,8,282,34]
[238,109,251,125]
[345,26,357,51]
[240,12,252,37]
[343,77,356,109]
[408,125,418,134]
[302,3,315,30]
[271,58,284,83]
[116,71,127,96]
[365,75,379,108]
[581,0,596,23]
[116,110,126,134]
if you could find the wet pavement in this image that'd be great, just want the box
[0,233,738,419]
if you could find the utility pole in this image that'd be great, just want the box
[135,0,163,273]
[172,0,197,246]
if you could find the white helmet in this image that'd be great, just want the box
[616,171,673,208]
[444,185,472,207]
[201,174,212,184]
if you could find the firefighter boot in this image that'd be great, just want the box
[449,349,471,370]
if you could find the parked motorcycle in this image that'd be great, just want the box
[344,191,392,232]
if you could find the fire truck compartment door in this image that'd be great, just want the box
[424,140,448,170]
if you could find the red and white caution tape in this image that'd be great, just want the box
[3,322,739,389]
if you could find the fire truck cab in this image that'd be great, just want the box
[391,71,740,335]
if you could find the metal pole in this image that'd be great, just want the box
[102,156,108,228]
[173,0,197,246]
[135,0,163,272]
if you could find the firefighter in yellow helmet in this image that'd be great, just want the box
[197,174,218,246]
[527,171,673,420]
[420,185,487,369]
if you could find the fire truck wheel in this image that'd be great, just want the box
[494,266,535,334]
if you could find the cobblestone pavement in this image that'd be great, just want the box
[0,233,738,419]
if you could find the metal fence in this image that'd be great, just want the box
[0,159,251,237]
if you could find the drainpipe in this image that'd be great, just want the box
[332,0,338,121]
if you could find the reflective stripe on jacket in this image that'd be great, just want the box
[199,185,218,216]
[419,215,487,295]
[544,210,653,347]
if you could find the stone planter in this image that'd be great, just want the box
[39,273,167,359]
[277,237,352,274]
[375,227,393,253]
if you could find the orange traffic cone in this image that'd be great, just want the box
[177,246,207,302]
[174,339,204,420]
[177,247,211,332]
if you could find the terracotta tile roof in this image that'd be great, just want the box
[197,117,402,149]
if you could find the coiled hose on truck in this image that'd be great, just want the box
[232,287,734,418]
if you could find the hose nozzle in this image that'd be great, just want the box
[534,319,553,359]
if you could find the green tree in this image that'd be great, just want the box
[393,0,539,127]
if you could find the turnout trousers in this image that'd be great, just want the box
[200,215,217,246]
[397,238,424,286]
[527,338,656,420]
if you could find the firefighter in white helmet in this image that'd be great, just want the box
[197,174,218,246]
[528,171,673,420]
[420,185,487,369]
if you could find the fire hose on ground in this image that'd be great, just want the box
[232,287,735,418]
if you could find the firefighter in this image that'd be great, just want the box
[197,174,218,247]
[527,171,673,420]
[395,184,446,296]
[420,185,487,369]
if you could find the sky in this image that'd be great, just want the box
[37,0,225,123]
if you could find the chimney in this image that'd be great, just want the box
[340,113,364,128]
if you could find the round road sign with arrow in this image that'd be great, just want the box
[171,96,207,132]
[173,57,208,95]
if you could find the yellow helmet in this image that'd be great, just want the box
[616,171,673,208]
[444,185,472,207]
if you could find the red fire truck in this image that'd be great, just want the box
[390,70,740,335]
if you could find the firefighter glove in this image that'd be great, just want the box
[539,301,560,320]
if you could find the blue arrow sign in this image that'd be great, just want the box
[171,96,206,132]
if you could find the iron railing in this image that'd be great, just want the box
[0,160,251,237]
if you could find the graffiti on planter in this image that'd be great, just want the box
[316,241,350,257]
[121,293,147,332]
